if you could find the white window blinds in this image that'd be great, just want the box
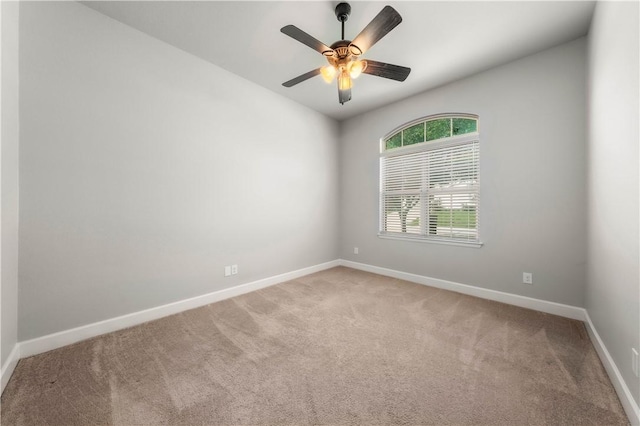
[380,119,480,245]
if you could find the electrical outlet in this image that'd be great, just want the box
[354,247,359,254]
[231,264,238,275]
[523,272,533,284]
[224,266,231,277]
[633,348,639,377]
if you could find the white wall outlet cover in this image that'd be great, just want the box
[354,247,359,254]
[231,264,238,275]
[523,272,533,284]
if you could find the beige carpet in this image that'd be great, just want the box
[1,267,629,425]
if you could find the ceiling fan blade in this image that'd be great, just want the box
[338,87,351,105]
[282,68,322,87]
[362,60,411,82]
[281,25,333,56]
[349,6,402,55]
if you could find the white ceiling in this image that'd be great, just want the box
[81,1,595,121]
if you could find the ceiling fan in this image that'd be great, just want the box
[281,3,411,105]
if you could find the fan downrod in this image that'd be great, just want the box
[335,2,351,39]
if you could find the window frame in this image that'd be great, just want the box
[378,114,483,248]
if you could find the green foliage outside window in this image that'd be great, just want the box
[402,123,425,146]
[385,133,402,150]
[385,116,477,150]
[433,208,477,229]
[407,208,477,230]
[426,119,450,141]
[452,118,477,135]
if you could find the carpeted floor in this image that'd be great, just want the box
[1,267,629,425]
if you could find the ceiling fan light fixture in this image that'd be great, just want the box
[338,69,352,90]
[320,65,337,83]
[348,60,367,79]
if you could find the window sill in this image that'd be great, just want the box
[377,233,484,248]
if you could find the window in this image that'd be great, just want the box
[379,114,481,246]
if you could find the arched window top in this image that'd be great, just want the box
[383,114,478,151]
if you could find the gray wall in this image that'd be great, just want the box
[18,2,339,340]
[586,1,640,405]
[1,1,20,368]
[339,38,587,307]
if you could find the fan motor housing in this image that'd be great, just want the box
[330,40,352,59]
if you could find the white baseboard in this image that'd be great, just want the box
[339,260,586,320]
[18,260,340,360]
[1,343,20,394]
[584,311,640,425]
